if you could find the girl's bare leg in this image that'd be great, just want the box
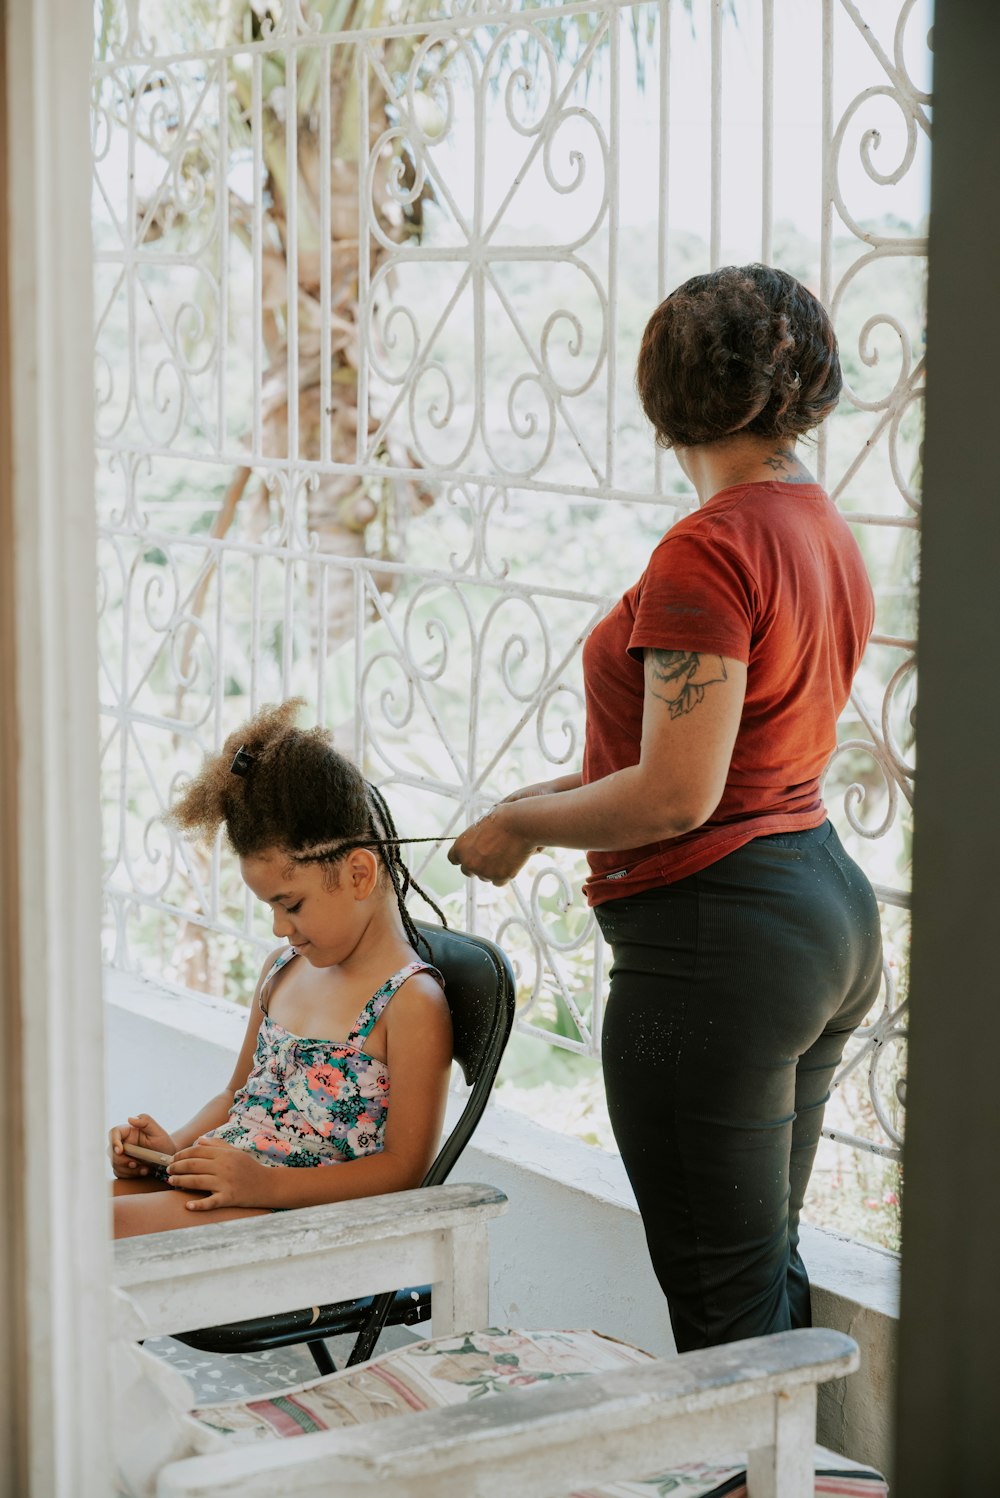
[113,1184,270,1239]
[112,1176,172,1197]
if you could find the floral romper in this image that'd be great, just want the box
[206,950,444,1168]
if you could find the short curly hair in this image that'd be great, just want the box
[166,699,444,952]
[636,264,841,449]
[166,699,369,861]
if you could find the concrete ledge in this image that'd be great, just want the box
[104,967,897,1477]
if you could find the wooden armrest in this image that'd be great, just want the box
[157,1329,859,1498]
[113,1182,506,1340]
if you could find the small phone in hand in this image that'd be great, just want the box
[122,1141,173,1168]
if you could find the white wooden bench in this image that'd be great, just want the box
[112,1181,507,1343]
[154,1327,858,1498]
[113,1184,859,1498]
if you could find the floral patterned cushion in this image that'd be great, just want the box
[184,1327,888,1497]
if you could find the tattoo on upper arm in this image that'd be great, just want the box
[646,649,728,719]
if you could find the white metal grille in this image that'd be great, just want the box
[94,0,928,1158]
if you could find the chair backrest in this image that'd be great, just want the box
[338,922,515,1368]
[414,922,516,1188]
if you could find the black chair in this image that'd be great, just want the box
[175,921,516,1374]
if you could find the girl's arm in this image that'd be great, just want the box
[108,949,275,1173]
[448,650,748,883]
[167,972,454,1212]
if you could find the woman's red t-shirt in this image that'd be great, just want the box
[581,482,875,905]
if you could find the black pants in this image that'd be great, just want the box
[595,822,882,1353]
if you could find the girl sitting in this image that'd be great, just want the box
[109,700,453,1240]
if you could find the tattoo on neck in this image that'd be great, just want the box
[762,448,813,482]
[646,649,728,719]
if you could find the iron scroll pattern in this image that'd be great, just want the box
[94,0,927,1160]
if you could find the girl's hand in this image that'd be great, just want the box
[108,1113,178,1179]
[167,1138,272,1210]
[447,805,541,885]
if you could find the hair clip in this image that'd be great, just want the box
[230,746,255,777]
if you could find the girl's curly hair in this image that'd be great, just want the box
[167,699,444,954]
[636,264,842,449]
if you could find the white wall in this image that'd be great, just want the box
[4,1,110,1492]
[105,969,898,1478]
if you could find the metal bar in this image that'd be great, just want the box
[286,38,300,475]
[654,0,671,495]
[90,0,671,72]
[818,0,834,488]
[320,43,332,467]
[657,0,671,300]
[357,44,370,467]
[252,52,263,455]
[710,0,722,268]
[761,0,774,264]
[218,57,229,452]
[606,7,620,488]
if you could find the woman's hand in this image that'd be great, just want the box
[108,1113,178,1179]
[499,771,583,804]
[448,774,579,882]
[447,805,541,885]
[167,1138,273,1210]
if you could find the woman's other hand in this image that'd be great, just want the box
[447,805,541,885]
[167,1138,272,1210]
[447,771,579,882]
[108,1113,177,1179]
[499,771,583,805]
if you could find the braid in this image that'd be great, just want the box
[365,783,448,958]
[290,785,448,958]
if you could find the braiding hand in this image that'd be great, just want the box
[167,1138,273,1210]
[447,806,540,885]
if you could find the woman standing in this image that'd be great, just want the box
[448,264,882,1352]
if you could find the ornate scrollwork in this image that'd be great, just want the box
[94,0,926,1163]
[361,16,610,485]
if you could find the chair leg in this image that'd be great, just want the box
[307,1339,337,1376]
[346,1289,396,1367]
